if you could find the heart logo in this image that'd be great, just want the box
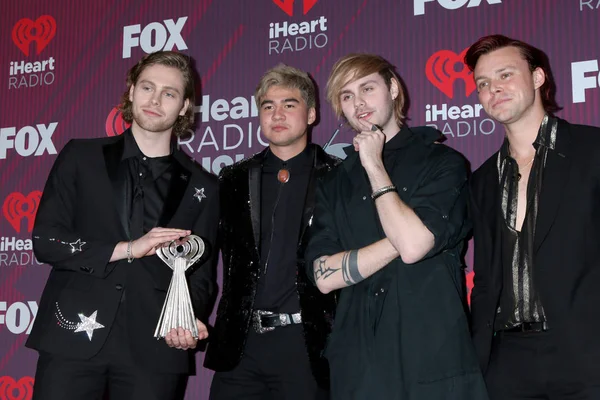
[12,16,57,56]
[156,235,205,271]
[105,107,131,137]
[272,0,318,17]
[0,376,34,400]
[425,48,475,99]
[2,191,43,233]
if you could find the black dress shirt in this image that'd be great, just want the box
[121,131,173,238]
[305,126,482,399]
[254,145,312,312]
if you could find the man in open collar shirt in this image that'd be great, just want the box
[466,34,600,400]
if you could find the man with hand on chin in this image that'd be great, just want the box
[28,51,219,400]
[305,53,487,399]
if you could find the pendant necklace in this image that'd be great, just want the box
[277,163,290,183]
[517,156,535,181]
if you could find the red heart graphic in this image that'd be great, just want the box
[2,191,43,233]
[273,0,294,16]
[303,0,318,14]
[273,0,318,16]
[425,48,475,99]
[11,15,57,56]
[0,376,34,400]
[105,107,131,137]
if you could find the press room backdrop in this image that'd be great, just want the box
[1,0,599,398]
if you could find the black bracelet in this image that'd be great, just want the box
[371,185,397,200]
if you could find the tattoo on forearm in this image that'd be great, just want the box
[342,250,363,285]
[314,256,339,281]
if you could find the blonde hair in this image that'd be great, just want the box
[119,51,196,136]
[255,63,316,109]
[326,53,406,126]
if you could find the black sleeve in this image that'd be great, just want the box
[32,140,117,278]
[304,177,344,284]
[410,149,471,259]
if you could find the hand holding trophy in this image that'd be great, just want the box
[154,234,205,339]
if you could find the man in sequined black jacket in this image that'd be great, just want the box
[204,64,339,399]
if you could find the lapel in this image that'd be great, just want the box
[478,160,500,240]
[248,150,266,251]
[472,158,504,292]
[534,120,572,253]
[157,150,192,227]
[298,145,319,243]
[102,135,129,238]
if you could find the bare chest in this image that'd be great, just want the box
[515,170,530,232]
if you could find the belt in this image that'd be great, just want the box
[503,321,550,333]
[252,310,302,334]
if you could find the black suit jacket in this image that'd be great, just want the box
[26,131,219,374]
[204,144,339,388]
[470,118,600,382]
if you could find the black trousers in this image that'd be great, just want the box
[32,305,187,400]
[485,330,600,400]
[209,324,328,400]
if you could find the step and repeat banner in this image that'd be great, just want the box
[1,0,598,398]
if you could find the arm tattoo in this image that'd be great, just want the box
[314,256,339,281]
[341,249,364,286]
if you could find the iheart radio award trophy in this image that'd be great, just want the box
[154,235,204,339]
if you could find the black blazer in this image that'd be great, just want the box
[26,131,219,374]
[203,144,339,388]
[470,118,600,382]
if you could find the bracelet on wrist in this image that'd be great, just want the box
[371,185,397,200]
[126,241,135,263]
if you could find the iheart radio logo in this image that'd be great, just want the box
[2,191,42,233]
[426,48,475,99]
[105,107,131,137]
[273,0,318,16]
[12,16,57,57]
[0,376,34,400]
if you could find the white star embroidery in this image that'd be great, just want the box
[193,187,207,203]
[74,311,105,341]
[69,239,86,253]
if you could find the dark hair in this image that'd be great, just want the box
[119,51,196,136]
[464,34,561,114]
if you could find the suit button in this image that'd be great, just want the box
[115,284,123,291]
[486,321,492,328]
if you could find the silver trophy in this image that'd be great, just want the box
[154,235,205,339]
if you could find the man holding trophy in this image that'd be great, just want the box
[27,51,219,400]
